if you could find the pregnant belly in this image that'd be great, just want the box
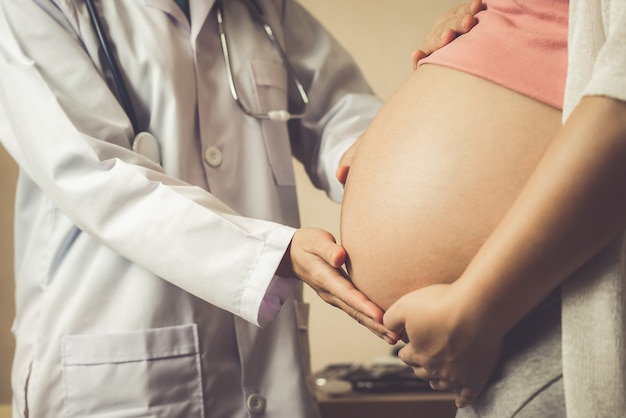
[340,64,561,310]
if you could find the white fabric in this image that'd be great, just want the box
[0,0,382,416]
[562,1,626,416]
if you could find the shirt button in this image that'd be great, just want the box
[204,146,223,167]
[246,393,266,414]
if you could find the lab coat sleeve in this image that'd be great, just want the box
[0,0,291,326]
[278,0,383,202]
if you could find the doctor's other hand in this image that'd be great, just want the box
[335,135,362,186]
[279,227,400,344]
[383,283,502,408]
[412,0,484,70]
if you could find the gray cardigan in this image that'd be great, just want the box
[562,1,626,416]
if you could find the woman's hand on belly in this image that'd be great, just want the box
[413,0,484,69]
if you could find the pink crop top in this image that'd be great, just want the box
[419,0,568,109]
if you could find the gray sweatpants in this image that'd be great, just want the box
[456,294,565,418]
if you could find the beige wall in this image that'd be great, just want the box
[0,146,17,404]
[0,0,461,404]
[297,0,460,372]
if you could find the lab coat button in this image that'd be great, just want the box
[204,146,223,167]
[246,393,266,413]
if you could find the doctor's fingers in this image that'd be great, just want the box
[318,280,400,343]
[306,271,400,344]
[290,228,400,343]
[335,165,350,186]
[351,310,401,345]
[291,227,346,268]
[300,253,385,321]
[289,228,349,298]
[310,287,398,344]
[336,138,360,185]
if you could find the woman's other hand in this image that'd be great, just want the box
[413,0,484,70]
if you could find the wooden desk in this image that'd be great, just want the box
[2,394,456,418]
[317,390,457,418]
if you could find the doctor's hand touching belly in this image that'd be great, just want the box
[340,64,562,310]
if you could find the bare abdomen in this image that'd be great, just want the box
[340,65,561,310]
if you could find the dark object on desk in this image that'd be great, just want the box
[315,362,433,395]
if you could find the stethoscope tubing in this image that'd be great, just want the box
[85,0,309,135]
[85,0,139,136]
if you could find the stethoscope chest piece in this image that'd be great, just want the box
[133,132,161,164]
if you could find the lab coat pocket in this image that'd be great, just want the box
[62,324,204,418]
[249,60,296,187]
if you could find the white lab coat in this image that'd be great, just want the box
[0,0,382,416]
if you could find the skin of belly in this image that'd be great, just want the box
[340,64,562,310]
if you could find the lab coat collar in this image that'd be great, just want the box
[144,0,189,29]
[144,0,216,41]
[189,0,216,42]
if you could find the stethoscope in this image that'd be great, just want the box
[84,0,310,164]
